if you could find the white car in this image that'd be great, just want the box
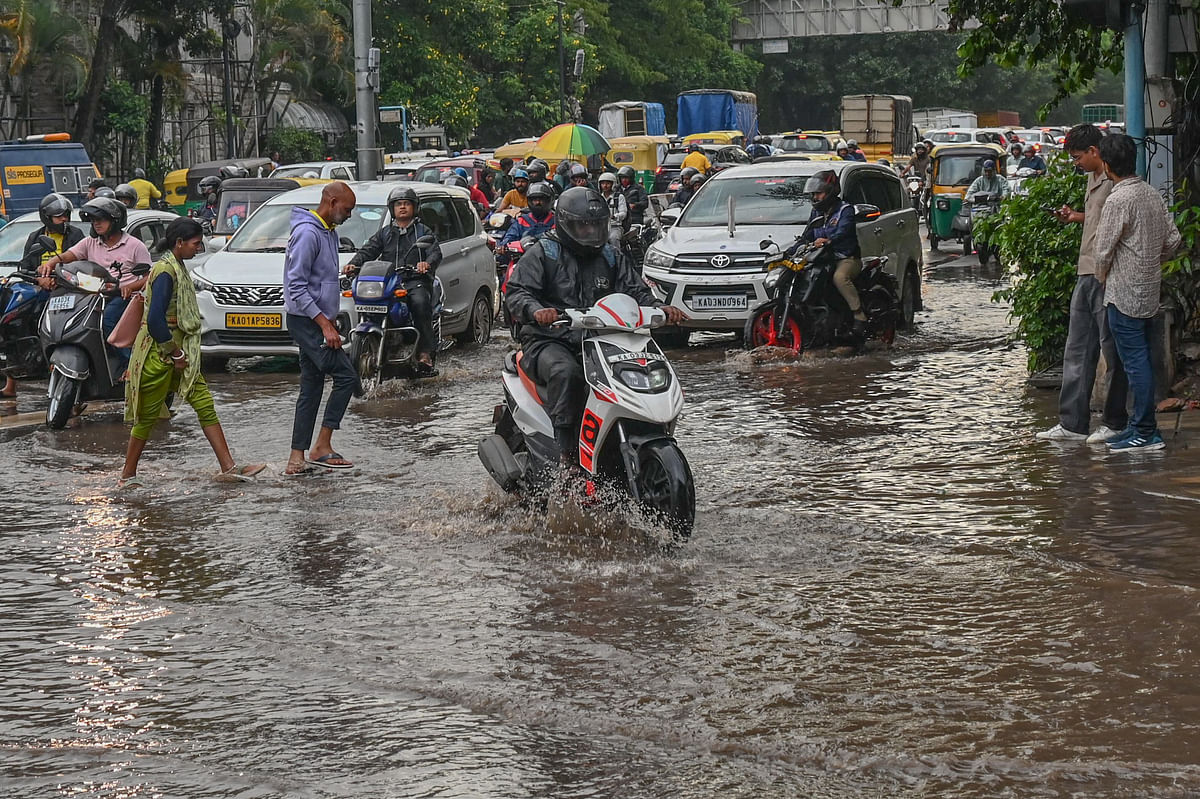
[641,160,924,342]
[1012,129,1060,152]
[0,208,179,276]
[269,161,357,181]
[190,181,498,363]
[926,128,1022,148]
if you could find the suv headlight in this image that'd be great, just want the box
[192,274,214,293]
[643,248,673,269]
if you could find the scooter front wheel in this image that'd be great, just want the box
[636,440,695,541]
[745,306,802,353]
[46,374,78,429]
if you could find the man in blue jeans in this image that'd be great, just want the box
[283,182,360,473]
[1093,134,1182,452]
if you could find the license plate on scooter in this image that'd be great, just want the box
[47,295,76,312]
[355,305,388,314]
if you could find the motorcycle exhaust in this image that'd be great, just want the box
[478,434,523,492]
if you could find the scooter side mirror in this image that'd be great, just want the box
[35,235,56,255]
[759,239,773,250]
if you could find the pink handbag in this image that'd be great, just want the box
[106,292,145,349]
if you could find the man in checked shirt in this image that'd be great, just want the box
[1094,134,1183,452]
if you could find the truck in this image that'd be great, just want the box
[597,101,667,139]
[912,107,977,134]
[676,90,759,142]
[0,134,99,220]
[1082,103,1124,124]
[839,94,915,161]
[976,110,1021,128]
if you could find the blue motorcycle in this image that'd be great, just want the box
[347,234,444,382]
[0,237,55,381]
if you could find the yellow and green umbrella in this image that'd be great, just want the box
[532,123,611,159]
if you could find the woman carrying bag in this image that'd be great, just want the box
[119,217,265,488]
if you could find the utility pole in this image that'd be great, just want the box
[1124,2,1147,176]
[556,1,566,124]
[352,0,381,179]
[221,17,239,159]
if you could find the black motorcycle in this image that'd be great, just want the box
[744,211,900,354]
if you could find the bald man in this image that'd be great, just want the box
[283,181,360,474]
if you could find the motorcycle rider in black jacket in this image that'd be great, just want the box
[505,187,685,463]
[344,186,443,374]
[617,165,649,226]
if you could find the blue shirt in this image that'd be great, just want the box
[500,212,555,247]
[802,200,860,259]
[1018,155,1047,172]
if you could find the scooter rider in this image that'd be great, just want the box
[966,159,1009,199]
[197,175,222,226]
[800,170,866,336]
[2,193,85,399]
[344,186,442,375]
[498,167,530,212]
[616,165,649,226]
[526,159,558,197]
[1018,144,1048,176]
[567,163,592,190]
[499,182,555,248]
[903,142,931,180]
[505,186,686,464]
[114,183,139,209]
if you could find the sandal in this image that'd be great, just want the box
[117,475,143,489]
[307,452,354,470]
[217,463,268,482]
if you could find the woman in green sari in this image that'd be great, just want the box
[119,217,264,488]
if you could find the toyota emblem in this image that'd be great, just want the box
[710,254,731,268]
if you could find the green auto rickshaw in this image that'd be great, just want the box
[927,143,1007,251]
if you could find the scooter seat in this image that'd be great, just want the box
[514,352,549,406]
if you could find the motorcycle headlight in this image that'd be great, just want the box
[764,268,783,292]
[357,281,384,300]
[643,248,673,269]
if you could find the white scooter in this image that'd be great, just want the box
[477,293,695,540]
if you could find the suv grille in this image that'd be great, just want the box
[210,284,284,307]
[207,330,296,348]
[671,253,765,273]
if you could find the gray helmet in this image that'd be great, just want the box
[598,172,617,186]
[38,192,73,229]
[198,175,222,196]
[688,173,705,187]
[527,158,549,182]
[114,183,138,206]
[554,186,609,255]
[387,186,419,213]
[218,164,248,179]
[679,166,699,184]
[79,196,127,235]
[616,165,636,182]
[442,173,469,189]
[568,163,588,180]
[133,167,146,180]
[847,139,858,149]
[94,186,116,200]
[804,169,841,212]
[526,181,555,201]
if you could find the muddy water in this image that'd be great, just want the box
[4,257,1200,797]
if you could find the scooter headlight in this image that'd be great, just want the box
[357,280,384,300]
[614,362,672,393]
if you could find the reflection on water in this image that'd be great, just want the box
[3,260,1200,797]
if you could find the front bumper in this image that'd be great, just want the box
[641,266,768,330]
[196,290,354,357]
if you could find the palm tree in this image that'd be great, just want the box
[0,0,87,139]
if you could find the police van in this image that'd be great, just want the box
[0,134,99,220]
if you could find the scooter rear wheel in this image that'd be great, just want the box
[636,440,695,541]
[746,308,802,353]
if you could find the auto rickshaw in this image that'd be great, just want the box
[164,157,275,214]
[927,143,1006,251]
[206,177,303,249]
[492,139,538,166]
[606,135,669,192]
[681,130,745,147]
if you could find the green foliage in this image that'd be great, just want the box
[983,154,1085,372]
[99,78,149,137]
[1162,184,1200,337]
[265,125,325,163]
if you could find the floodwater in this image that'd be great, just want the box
[4,253,1200,798]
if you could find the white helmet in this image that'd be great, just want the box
[598,172,616,185]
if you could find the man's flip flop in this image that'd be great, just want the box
[308,453,354,470]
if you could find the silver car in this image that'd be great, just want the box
[641,160,924,342]
[191,181,498,362]
[0,208,179,276]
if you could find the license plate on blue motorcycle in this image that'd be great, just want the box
[47,295,76,312]
[355,304,388,314]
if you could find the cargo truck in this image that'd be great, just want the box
[976,110,1021,128]
[912,107,977,134]
[839,94,915,160]
[597,101,667,139]
[676,90,759,142]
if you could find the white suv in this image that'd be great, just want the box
[191,182,498,363]
[641,161,924,342]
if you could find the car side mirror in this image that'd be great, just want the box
[338,236,356,252]
[853,203,881,223]
[759,239,773,250]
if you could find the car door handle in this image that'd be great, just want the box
[896,219,906,227]
[448,278,460,286]
[459,247,470,256]
[873,228,884,236]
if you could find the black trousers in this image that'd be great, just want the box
[525,339,586,438]
[287,313,359,451]
[404,278,436,356]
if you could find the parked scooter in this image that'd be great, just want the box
[346,234,445,382]
[0,239,55,382]
[39,253,150,428]
[746,213,900,354]
[477,292,695,540]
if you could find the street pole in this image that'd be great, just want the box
[557,1,566,124]
[221,18,237,158]
[1124,1,1147,176]
[352,0,380,179]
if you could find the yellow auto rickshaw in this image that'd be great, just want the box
[164,157,275,214]
[606,135,669,192]
[492,139,539,165]
[681,130,745,147]
[927,143,1006,251]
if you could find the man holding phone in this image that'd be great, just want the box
[1036,123,1127,444]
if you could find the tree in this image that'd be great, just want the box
[0,0,88,138]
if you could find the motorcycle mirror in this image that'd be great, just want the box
[36,235,56,254]
[130,262,151,276]
[415,235,436,248]
[759,239,773,250]
[338,236,356,252]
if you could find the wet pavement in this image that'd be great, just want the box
[4,245,1200,797]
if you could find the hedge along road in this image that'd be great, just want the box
[3,251,1200,798]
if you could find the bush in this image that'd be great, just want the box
[264,126,326,164]
[979,154,1085,373]
[1161,185,1200,339]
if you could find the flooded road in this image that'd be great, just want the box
[4,252,1200,797]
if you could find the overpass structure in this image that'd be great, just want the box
[732,0,969,43]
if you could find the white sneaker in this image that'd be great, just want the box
[1085,425,1120,444]
[1035,423,1088,441]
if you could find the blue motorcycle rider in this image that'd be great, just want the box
[499,182,556,248]
[344,186,442,375]
[800,169,866,339]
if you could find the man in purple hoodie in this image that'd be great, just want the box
[283,182,359,474]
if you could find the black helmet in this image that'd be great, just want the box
[527,158,549,181]
[688,173,705,187]
[39,192,73,229]
[554,186,610,255]
[87,177,107,190]
[616,165,636,182]
[679,166,698,185]
[568,163,588,180]
[199,175,222,195]
[387,186,419,213]
[79,196,127,235]
[688,143,701,153]
[526,181,555,202]
[804,169,841,212]
[94,186,116,199]
[133,167,146,180]
[114,183,138,206]
[442,173,469,189]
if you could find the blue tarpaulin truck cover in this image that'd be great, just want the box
[676,90,758,140]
